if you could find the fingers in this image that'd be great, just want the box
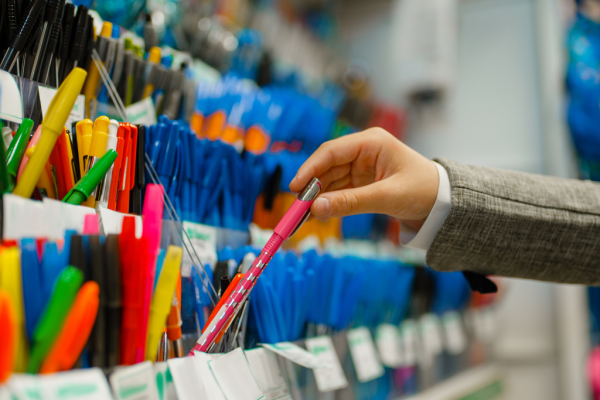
[289,134,364,193]
[311,180,394,219]
[318,164,351,192]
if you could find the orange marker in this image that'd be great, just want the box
[39,282,99,374]
[0,291,16,383]
[202,273,243,336]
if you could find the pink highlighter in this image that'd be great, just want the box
[192,178,322,353]
[138,184,164,362]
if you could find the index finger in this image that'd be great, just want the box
[289,133,364,193]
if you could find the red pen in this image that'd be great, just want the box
[108,128,125,211]
[116,124,132,213]
[128,124,138,195]
[119,216,147,365]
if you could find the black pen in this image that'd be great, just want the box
[105,234,122,368]
[39,0,65,85]
[88,235,106,367]
[143,13,158,52]
[69,235,89,279]
[29,0,61,81]
[131,124,145,215]
[62,5,88,80]
[0,0,47,73]
[56,3,74,84]
[6,0,19,45]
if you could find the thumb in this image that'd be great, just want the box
[311,181,393,219]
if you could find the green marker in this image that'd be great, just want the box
[5,118,34,191]
[62,149,117,205]
[27,266,84,373]
[0,121,8,195]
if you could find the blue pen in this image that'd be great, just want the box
[167,141,184,219]
[197,142,222,221]
[156,120,181,190]
[40,241,65,301]
[192,139,206,223]
[180,129,194,222]
[220,159,236,229]
[20,238,44,340]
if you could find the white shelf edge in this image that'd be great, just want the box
[401,364,504,400]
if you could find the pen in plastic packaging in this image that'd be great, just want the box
[29,0,61,81]
[0,0,47,73]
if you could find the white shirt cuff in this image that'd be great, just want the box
[400,162,452,251]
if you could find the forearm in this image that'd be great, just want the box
[426,158,600,285]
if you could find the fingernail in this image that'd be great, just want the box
[313,197,331,216]
[291,174,299,183]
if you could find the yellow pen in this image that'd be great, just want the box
[82,22,112,118]
[142,47,161,99]
[76,119,93,179]
[82,116,110,207]
[0,248,29,372]
[13,68,87,199]
[145,246,183,361]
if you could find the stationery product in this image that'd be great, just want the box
[62,149,117,205]
[27,266,83,373]
[13,68,87,199]
[0,291,16,383]
[193,178,321,353]
[39,281,100,373]
[146,246,183,361]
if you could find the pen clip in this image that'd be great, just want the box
[288,178,321,239]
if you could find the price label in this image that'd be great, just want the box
[167,357,208,400]
[400,319,419,367]
[305,336,349,392]
[375,324,404,368]
[125,97,157,126]
[420,313,444,358]
[261,342,328,369]
[442,311,468,354]
[193,352,225,400]
[209,348,265,400]
[182,221,217,277]
[245,348,292,400]
[347,327,385,383]
[154,362,177,400]
[109,362,160,400]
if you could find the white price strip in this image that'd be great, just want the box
[209,348,265,400]
[3,193,46,240]
[167,356,208,400]
[419,313,444,358]
[260,342,328,369]
[9,369,113,400]
[193,352,225,400]
[245,348,292,400]
[43,198,97,240]
[154,362,178,400]
[400,319,419,367]
[305,336,349,392]
[97,205,143,237]
[346,327,385,383]
[109,361,160,400]
[442,311,468,354]
[0,386,10,400]
[182,221,217,276]
[375,324,404,368]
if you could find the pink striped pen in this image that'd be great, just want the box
[191,178,321,354]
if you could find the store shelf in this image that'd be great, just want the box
[402,364,504,400]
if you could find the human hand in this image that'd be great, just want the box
[289,128,440,229]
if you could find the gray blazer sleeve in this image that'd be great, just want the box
[426,158,600,285]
